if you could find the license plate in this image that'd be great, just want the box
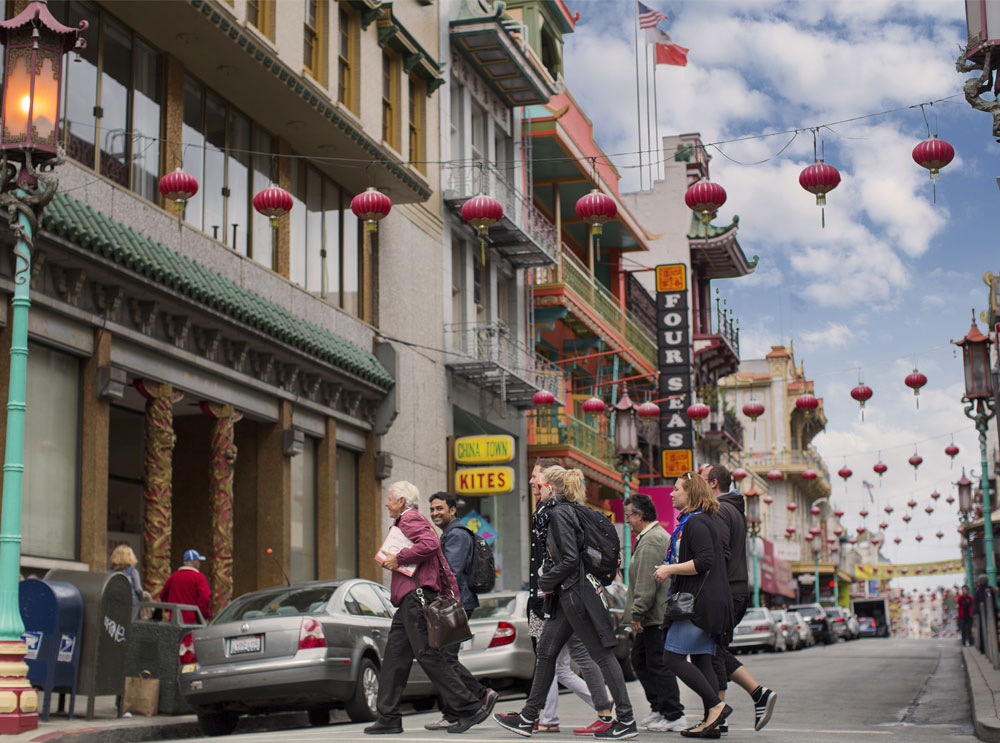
[736,626,751,634]
[228,634,263,655]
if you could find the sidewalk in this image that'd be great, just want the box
[964,645,1000,743]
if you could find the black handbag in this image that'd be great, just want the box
[662,569,710,622]
[417,553,473,649]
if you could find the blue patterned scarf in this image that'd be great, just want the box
[666,509,702,565]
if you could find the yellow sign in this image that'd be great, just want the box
[655,263,687,293]
[855,560,965,580]
[455,435,515,464]
[662,449,693,479]
[455,466,515,494]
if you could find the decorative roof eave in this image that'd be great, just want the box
[377,9,445,96]
[449,17,557,106]
[687,213,759,278]
[189,0,431,202]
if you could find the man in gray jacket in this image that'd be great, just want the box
[623,493,687,732]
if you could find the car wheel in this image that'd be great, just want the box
[347,657,380,722]
[308,708,330,726]
[197,711,239,737]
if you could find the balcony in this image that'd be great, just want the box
[533,249,657,373]
[444,163,558,267]
[626,273,657,339]
[527,409,623,491]
[702,409,743,451]
[694,299,741,383]
[445,323,563,409]
[745,448,831,497]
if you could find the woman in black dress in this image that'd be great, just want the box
[654,472,734,739]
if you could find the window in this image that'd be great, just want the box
[382,51,397,148]
[345,584,392,618]
[451,237,464,327]
[408,76,423,169]
[335,447,358,579]
[338,5,354,109]
[304,0,321,79]
[450,77,464,161]
[290,436,317,582]
[51,1,162,202]
[247,0,270,36]
[23,344,80,560]
[215,585,336,623]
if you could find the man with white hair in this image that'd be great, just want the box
[365,481,492,735]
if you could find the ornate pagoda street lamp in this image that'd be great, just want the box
[959,469,975,590]
[613,390,641,584]
[745,485,762,608]
[811,532,823,604]
[955,320,997,590]
[0,1,86,733]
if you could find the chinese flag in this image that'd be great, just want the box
[654,42,689,67]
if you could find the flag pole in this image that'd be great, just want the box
[653,51,662,182]
[633,0,644,190]
[646,43,655,187]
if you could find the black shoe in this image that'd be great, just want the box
[495,712,535,737]
[364,719,403,735]
[425,718,456,731]
[449,704,490,734]
[594,719,638,739]
[753,688,777,731]
[482,689,500,718]
[717,723,727,735]
[680,730,721,740]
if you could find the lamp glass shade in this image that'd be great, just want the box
[745,491,761,527]
[962,336,994,399]
[2,45,62,158]
[959,479,973,515]
[615,410,638,455]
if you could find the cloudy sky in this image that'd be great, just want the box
[563,0,989,593]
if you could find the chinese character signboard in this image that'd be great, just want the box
[655,263,693,479]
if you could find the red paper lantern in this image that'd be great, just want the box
[907,499,917,509]
[582,396,606,414]
[874,462,887,477]
[636,401,660,418]
[893,537,901,545]
[351,187,393,233]
[908,453,923,480]
[795,394,819,411]
[902,514,912,523]
[915,535,924,542]
[532,390,555,406]
[851,383,873,409]
[930,490,940,501]
[924,506,934,515]
[912,135,955,179]
[742,401,765,420]
[834,509,845,518]
[253,183,294,229]
[945,443,960,467]
[884,505,894,515]
[833,527,844,536]
[575,189,617,237]
[684,180,727,224]
[787,502,798,512]
[936,531,945,539]
[900,566,907,573]
[799,160,841,227]
[809,527,821,536]
[827,536,837,544]
[946,495,955,505]
[887,566,894,574]
[686,403,710,421]
[871,537,882,547]
[802,470,817,481]
[732,468,748,482]
[856,526,866,535]
[879,521,889,530]
[810,505,822,515]
[859,509,869,518]
[904,370,927,409]
[159,167,199,211]
[461,193,503,237]
[838,466,853,481]
[849,538,858,545]
[766,470,783,481]
[804,534,815,542]
[763,495,773,504]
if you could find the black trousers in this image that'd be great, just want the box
[440,608,487,720]
[663,651,720,710]
[960,616,974,646]
[631,625,683,720]
[521,590,633,721]
[711,592,748,690]
[375,590,481,723]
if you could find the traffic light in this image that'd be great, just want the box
[828,581,835,588]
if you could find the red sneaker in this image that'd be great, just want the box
[573,719,614,735]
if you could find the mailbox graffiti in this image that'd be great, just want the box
[103,615,126,643]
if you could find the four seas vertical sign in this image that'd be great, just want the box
[655,264,694,478]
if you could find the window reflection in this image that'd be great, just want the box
[228,113,251,256]
[132,41,161,203]
[182,77,205,231]
[61,0,99,169]
[100,16,130,187]
[251,130,274,269]
[204,93,227,243]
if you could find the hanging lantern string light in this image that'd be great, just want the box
[799,130,841,228]
[461,162,503,265]
[912,104,955,204]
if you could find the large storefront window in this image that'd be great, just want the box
[290,437,318,582]
[22,345,81,560]
[50,1,162,201]
[335,447,358,579]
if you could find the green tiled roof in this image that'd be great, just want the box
[687,213,739,239]
[41,193,394,391]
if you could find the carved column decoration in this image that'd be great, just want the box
[200,402,243,615]
[135,379,184,598]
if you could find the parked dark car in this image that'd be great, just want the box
[824,606,851,640]
[789,602,836,645]
[858,617,879,637]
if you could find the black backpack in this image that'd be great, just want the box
[568,503,621,586]
[457,525,496,593]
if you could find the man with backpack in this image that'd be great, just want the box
[426,492,499,731]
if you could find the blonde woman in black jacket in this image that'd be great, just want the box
[654,472,734,739]
[494,466,637,740]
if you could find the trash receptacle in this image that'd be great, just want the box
[19,578,83,721]
[44,570,132,719]
[126,601,205,715]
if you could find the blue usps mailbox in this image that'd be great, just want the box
[19,579,84,721]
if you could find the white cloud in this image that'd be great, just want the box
[801,321,855,350]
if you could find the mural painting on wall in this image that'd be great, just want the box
[656,264,693,478]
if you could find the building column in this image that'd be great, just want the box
[201,402,243,616]
[256,401,292,587]
[135,379,183,598]
[316,417,337,579]
[161,55,185,208]
[80,329,111,570]
[275,138,292,279]
[357,430,380,582]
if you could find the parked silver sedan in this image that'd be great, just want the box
[730,607,781,652]
[179,580,534,737]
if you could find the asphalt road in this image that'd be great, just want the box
[168,637,977,742]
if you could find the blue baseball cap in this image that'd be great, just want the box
[184,549,207,562]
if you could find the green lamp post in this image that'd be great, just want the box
[0,1,86,733]
[745,484,762,607]
[613,390,639,586]
[958,469,975,590]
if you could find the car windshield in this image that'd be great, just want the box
[743,609,767,621]
[474,595,518,618]
[861,618,875,626]
[214,585,337,623]
[794,606,822,618]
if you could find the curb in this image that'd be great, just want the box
[963,647,1000,743]
[28,711,313,743]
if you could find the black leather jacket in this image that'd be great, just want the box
[538,499,584,594]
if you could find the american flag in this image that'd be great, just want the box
[861,481,875,502]
[638,1,667,29]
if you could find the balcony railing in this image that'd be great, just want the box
[444,162,558,267]
[746,448,831,482]
[444,323,563,408]
[705,409,743,449]
[534,248,657,366]
[527,408,616,470]
[716,299,740,358]
[626,273,657,338]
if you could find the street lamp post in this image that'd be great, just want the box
[0,2,86,734]
[959,469,975,589]
[811,536,822,603]
[613,390,640,586]
[955,320,997,589]
[745,485,762,607]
